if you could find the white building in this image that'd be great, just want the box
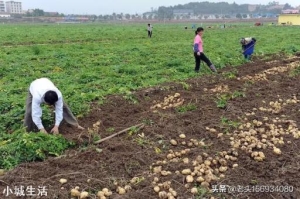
[0,1,5,12]
[0,13,10,17]
[5,1,22,14]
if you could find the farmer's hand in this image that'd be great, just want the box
[77,124,84,130]
[51,125,59,134]
[40,128,48,134]
[197,52,201,56]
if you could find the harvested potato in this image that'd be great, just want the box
[158,191,168,199]
[170,139,178,146]
[186,175,194,183]
[70,189,80,197]
[191,187,198,194]
[181,169,192,175]
[59,178,67,184]
[97,191,105,197]
[154,186,160,193]
[80,191,89,199]
[117,187,126,195]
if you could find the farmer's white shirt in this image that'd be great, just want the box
[29,78,63,129]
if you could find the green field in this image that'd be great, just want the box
[0,23,299,169]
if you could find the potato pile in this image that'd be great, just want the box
[150,93,184,110]
[88,120,101,134]
[258,96,299,114]
[226,96,300,161]
[240,73,267,81]
[263,62,299,74]
[69,186,92,199]
[69,186,112,199]
[68,176,147,199]
[239,61,300,82]
[265,60,279,65]
[150,134,238,198]
[204,84,229,93]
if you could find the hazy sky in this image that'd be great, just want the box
[20,0,299,15]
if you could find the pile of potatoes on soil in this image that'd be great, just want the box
[150,93,184,110]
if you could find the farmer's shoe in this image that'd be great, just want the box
[209,64,217,72]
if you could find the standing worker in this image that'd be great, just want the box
[193,27,217,73]
[24,77,84,134]
[147,23,153,38]
[240,37,256,60]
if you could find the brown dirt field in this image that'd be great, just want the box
[1,53,300,199]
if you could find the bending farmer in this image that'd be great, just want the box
[240,37,256,60]
[24,77,84,134]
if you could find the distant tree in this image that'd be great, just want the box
[236,13,242,18]
[27,9,44,17]
[125,14,130,20]
[272,8,282,14]
[242,13,248,18]
[34,9,44,16]
[215,14,219,19]
[116,14,122,20]
[268,1,278,6]
[283,3,292,9]
[135,14,141,20]
[112,12,116,20]
[103,15,109,20]
[153,1,281,18]
[157,6,173,20]
[143,14,147,19]
[204,15,208,19]
[224,14,231,18]
[92,15,97,21]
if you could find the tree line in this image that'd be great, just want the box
[157,1,294,20]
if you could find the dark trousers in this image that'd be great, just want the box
[194,52,212,72]
[244,54,251,60]
[24,92,79,132]
[148,31,152,38]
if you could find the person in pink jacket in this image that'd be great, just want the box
[193,27,217,73]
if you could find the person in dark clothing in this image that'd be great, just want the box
[147,24,153,38]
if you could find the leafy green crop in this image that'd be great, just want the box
[0,130,73,169]
[0,23,299,133]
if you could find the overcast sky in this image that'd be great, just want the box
[20,0,299,15]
